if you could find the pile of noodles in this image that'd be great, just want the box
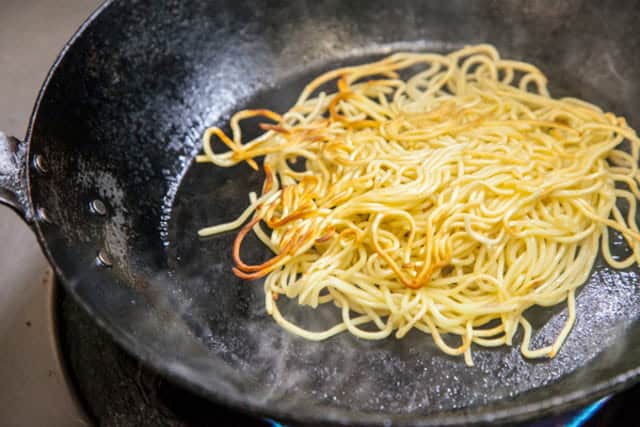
[197,44,640,365]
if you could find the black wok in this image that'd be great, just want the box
[2,0,640,425]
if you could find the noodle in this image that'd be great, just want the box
[197,44,640,365]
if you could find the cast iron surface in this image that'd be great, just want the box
[57,286,271,427]
[13,0,640,425]
[56,282,635,427]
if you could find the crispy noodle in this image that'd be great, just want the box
[197,44,640,366]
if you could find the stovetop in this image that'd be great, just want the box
[55,285,636,427]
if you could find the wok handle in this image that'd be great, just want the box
[0,131,33,222]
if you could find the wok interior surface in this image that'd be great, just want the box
[29,0,640,424]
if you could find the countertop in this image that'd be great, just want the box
[0,1,101,425]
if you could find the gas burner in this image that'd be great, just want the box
[54,283,634,427]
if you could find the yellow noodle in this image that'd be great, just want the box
[198,44,640,365]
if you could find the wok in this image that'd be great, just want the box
[2,0,640,425]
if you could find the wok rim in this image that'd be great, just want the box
[24,0,640,425]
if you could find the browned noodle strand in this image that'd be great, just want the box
[196,44,640,366]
